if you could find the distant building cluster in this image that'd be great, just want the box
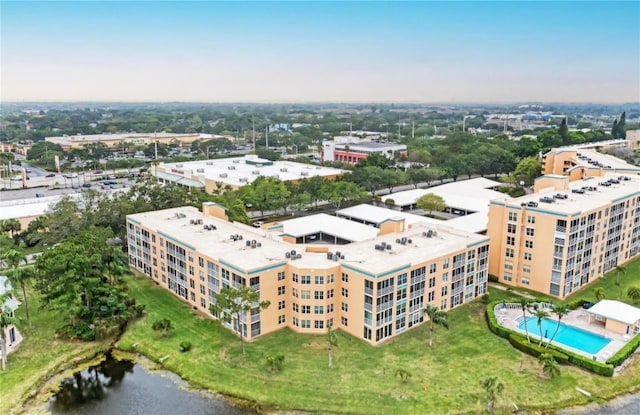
[45,132,220,151]
[321,134,407,164]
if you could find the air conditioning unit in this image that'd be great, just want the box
[228,166,236,170]
[239,178,248,182]
[301,171,309,176]
[196,168,204,173]
[219,173,228,178]
[252,170,260,175]
[206,162,214,165]
[280,168,288,172]
[233,159,240,164]
[176,164,183,167]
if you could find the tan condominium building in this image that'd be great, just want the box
[541,145,640,181]
[45,132,219,151]
[488,173,640,299]
[127,203,490,344]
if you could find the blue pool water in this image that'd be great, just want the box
[518,317,611,355]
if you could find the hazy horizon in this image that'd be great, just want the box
[2,1,639,103]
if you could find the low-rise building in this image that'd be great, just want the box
[153,155,348,192]
[127,203,490,344]
[321,135,406,164]
[0,276,23,358]
[45,132,221,151]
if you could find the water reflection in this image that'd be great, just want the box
[47,352,254,415]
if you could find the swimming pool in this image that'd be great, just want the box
[518,317,611,355]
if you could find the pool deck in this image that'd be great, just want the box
[495,303,631,363]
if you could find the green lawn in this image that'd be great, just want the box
[118,258,640,415]
[0,290,111,415]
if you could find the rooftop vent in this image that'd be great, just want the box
[300,171,309,176]
[553,194,568,199]
[233,159,240,164]
[239,178,248,183]
[206,162,214,165]
[571,189,586,194]
[219,173,228,178]
[228,166,236,170]
[280,168,288,172]
[539,197,555,203]
[196,168,204,173]
[252,170,260,175]
[176,164,183,167]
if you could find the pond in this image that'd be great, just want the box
[46,352,255,415]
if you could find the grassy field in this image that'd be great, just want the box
[2,256,638,414]
[0,291,111,415]
[118,257,640,415]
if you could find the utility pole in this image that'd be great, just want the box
[252,117,256,150]
[412,120,415,139]
[265,127,269,149]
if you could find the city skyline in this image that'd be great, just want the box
[1,1,639,103]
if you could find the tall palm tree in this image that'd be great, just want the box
[423,304,449,347]
[481,376,504,414]
[2,248,31,323]
[519,298,531,343]
[545,304,570,348]
[593,287,606,302]
[615,265,626,286]
[627,287,640,304]
[327,323,338,367]
[539,353,560,379]
[533,308,549,347]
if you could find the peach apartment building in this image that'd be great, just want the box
[488,172,640,298]
[127,203,490,344]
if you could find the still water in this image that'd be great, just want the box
[47,352,254,415]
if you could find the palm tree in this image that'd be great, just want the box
[327,323,338,367]
[423,304,449,347]
[545,304,570,348]
[519,298,531,343]
[481,376,504,414]
[539,353,560,379]
[533,308,549,347]
[593,287,606,302]
[627,287,640,304]
[2,248,31,323]
[615,265,626,286]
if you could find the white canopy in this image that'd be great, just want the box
[587,300,640,325]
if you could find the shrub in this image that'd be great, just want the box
[179,341,192,352]
[508,333,569,363]
[488,274,499,283]
[152,318,173,338]
[607,333,640,367]
[265,354,285,372]
[481,294,491,304]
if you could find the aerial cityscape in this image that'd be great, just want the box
[1,1,640,415]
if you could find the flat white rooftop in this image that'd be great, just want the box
[493,173,640,215]
[587,300,640,325]
[155,155,348,187]
[128,206,488,277]
[45,132,210,143]
[382,177,504,210]
[546,147,640,173]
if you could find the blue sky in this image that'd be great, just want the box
[1,1,639,102]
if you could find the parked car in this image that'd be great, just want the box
[82,183,92,188]
[45,173,56,178]
[35,192,46,198]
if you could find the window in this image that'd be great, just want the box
[277,271,286,281]
[189,279,195,289]
[301,320,310,328]
[189,266,194,276]
[301,290,311,299]
[526,227,535,237]
[524,252,533,261]
[525,240,534,249]
[341,272,349,283]
[428,291,435,302]
[442,272,448,283]
[315,275,324,284]
[442,258,449,269]
[341,302,348,312]
[504,261,513,270]
[314,290,324,300]
[327,274,334,283]
[503,272,512,282]
[278,315,285,324]
[527,215,535,224]
[292,317,299,327]
[292,303,299,312]
[397,287,407,301]
[278,300,286,310]
[301,275,311,284]
[441,285,448,296]
[397,273,407,286]
[327,289,334,299]
[327,304,334,313]
[198,257,204,267]
[341,316,348,326]
[277,286,285,295]
[314,320,324,329]
[506,236,515,246]
[521,277,530,286]
[523,265,531,273]
[302,305,311,314]
[314,306,324,314]
[292,288,299,298]
[200,284,205,294]
[507,224,517,234]
[341,287,349,297]
[440,299,447,310]
[428,277,436,288]
[429,263,437,274]
[292,273,299,283]
[200,298,206,309]
[505,248,514,258]
[508,212,518,221]
[396,302,406,315]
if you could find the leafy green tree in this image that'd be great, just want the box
[319,180,367,209]
[537,130,562,150]
[416,193,446,216]
[481,376,504,414]
[627,287,640,304]
[327,323,338,367]
[423,304,449,347]
[545,304,570,348]
[442,155,465,181]
[379,169,407,193]
[243,176,290,216]
[593,287,605,302]
[350,166,384,195]
[539,353,560,379]
[0,219,21,237]
[533,308,549,347]
[210,286,270,355]
[1,247,33,323]
[357,152,391,169]
[514,157,542,186]
[298,176,326,209]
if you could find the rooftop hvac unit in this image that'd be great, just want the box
[300,171,309,176]
[190,219,195,224]
[375,244,381,250]
[396,239,401,244]
[206,162,214,165]
[333,254,339,261]
[407,239,412,244]
[432,231,438,237]
[296,254,302,259]
[252,170,260,175]
[385,245,391,250]
[527,201,538,207]
[228,166,236,170]
[290,250,297,256]
[233,159,240,164]
[285,252,291,258]
[246,240,251,247]
[239,178,248,182]
[219,173,228,178]
[176,164,183,167]
[327,252,333,260]
[280,168,288,172]
[196,168,204,173]
[256,242,262,247]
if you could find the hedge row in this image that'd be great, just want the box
[607,333,640,367]
[485,300,614,377]
[508,333,569,363]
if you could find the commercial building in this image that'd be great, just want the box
[45,132,221,151]
[321,135,407,165]
[488,172,640,298]
[153,155,348,192]
[127,203,490,344]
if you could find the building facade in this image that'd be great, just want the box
[321,136,407,165]
[488,173,640,298]
[127,203,490,344]
[45,132,218,151]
